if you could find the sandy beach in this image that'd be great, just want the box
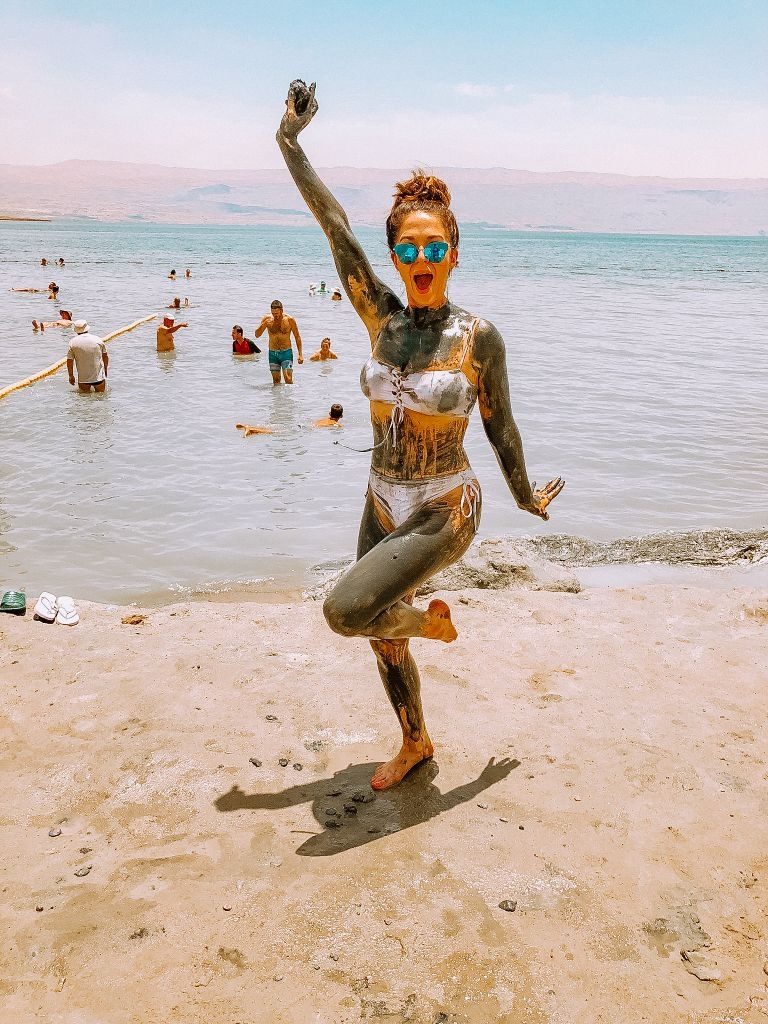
[1,581,767,1023]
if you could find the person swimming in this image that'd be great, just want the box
[33,309,74,331]
[232,325,261,355]
[168,269,177,280]
[309,337,338,361]
[313,403,344,427]
[167,297,182,310]
[331,288,342,301]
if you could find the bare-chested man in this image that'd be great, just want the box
[254,299,303,384]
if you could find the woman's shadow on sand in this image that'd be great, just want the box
[214,757,519,857]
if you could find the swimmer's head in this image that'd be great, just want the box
[232,325,243,339]
[329,403,343,421]
[59,309,72,320]
[73,319,89,334]
[270,299,283,320]
[320,337,331,351]
[163,315,175,326]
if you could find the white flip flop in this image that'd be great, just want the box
[56,596,79,626]
[33,592,58,623]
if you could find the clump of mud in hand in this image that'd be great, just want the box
[289,79,312,114]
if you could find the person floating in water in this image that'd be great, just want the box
[314,403,344,428]
[277,80,564,791]
[331,288,342,301]
[48,282,59,300]
[156,314,188,352]
[168,269,176,280]
[33,309,74,331]
[235,423,274,437]
[309,337,338,361]
[255,299,304,385]
[57,257,65,267]
[67,320,108,393]
[40,258,48,267]
[232,325,261,355]
[167,297,182,310]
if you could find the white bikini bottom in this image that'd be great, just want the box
[368,468,481,530]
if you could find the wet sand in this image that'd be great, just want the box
[1,583,767,1023]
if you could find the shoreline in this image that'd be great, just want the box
[2,580,766,1021]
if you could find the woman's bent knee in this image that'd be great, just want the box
[323,592,364,637]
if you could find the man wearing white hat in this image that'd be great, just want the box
[156,313,188,353]
[66,320,108,393]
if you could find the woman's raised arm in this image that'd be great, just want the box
[276,81,400,339]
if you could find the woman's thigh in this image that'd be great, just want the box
[332,488,479,623]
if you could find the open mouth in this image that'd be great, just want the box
[413,272,433,293]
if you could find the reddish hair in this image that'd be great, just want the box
[385,170,459,250]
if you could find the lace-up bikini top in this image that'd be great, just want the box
[360,308,479,432]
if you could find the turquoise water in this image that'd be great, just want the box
[1,221,766,603]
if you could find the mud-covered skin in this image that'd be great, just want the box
[277,80,562,788]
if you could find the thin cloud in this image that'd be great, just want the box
[454,82,499,98]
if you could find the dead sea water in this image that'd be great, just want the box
[1,221,766,602]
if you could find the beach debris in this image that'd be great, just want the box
[477,802,488,809]
[74,866,92,877]
[36,905,44,912]
[48,827,62,838]
[343,803,358,815]
[367,826,381,834]
[273,974,284,982]
[498,900,518,913]
[519,824,525,830]
[327,788,343,797]
[325,808,340,817]
[79,847,92,854]
[329,953,339,961]
[681,949,722,982]
[292,763,303,771]
[499,817,509,823]
[222,904,232,912]
[278,757,289,767]
[304,739,324,752]
[249,757,262,768]
[434,1015,449,1024]
[352,790,374,803]
[121,613,146,626]
[265,714,279,722]
[129,928,149,940]
[325,819,342,829]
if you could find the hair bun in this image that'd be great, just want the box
[392,170,451,210]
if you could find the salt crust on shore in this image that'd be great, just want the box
[1,584,767,1023]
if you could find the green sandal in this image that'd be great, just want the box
[0,591,27,616]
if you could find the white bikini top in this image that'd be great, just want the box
[360,311,479,437]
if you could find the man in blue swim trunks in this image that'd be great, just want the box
[255,299,304,385]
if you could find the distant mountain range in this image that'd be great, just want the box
[1,160,767,235]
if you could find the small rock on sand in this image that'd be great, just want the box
[249,757,262,767]
[48,827,62,838]
[74,866,92,877]
[352,790,374,803]
[121,613,146,626]
[278,758,289,767]
[292,763,303,771]
[265,714,278,722]
[499,900,518,912]
[325,820,341,829]
[682,950,722,982]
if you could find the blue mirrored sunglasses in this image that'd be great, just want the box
[392,241,450,265]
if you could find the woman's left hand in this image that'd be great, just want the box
[519,477,565,520]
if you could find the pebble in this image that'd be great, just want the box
[292,763,303,771]
[48,828,62,838]
[343,803,358,815]
[79,847,92,854]
[498,900,518,912]
[273,974,283,982]
[499,817,509,823]
[265,715,278,722]
[278,758,289,767]
[477,802,489,809]
[222,904,232,912]
[325,808,340,817]
[519,825,525,831]
[352,790,374,803]
[325,820,342,829]
[249,757,262,768]
[35,905,44,912]
[327,788,343,797]
[329,953,339,962]
[74,866,92,878]
[367,826,381,834]
[305,739,324,752]
[574,796,582,802]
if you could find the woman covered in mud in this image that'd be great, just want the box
[277,81,564,791]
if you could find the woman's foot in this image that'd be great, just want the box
[421,599,457,643]
[371,733,434,791]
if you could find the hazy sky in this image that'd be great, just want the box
[1,0,766,176]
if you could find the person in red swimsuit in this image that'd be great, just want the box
[232,325,261,355]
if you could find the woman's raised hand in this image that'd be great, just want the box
[520,477,565,520]
[278,80,318,139]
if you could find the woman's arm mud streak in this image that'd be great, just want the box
[276,132,401,338]
[474,321,535,508]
